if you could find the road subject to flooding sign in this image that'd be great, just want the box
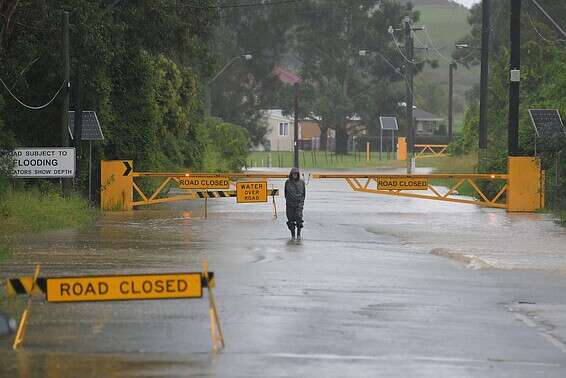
[377,177,429,191]
[46,273,203,302]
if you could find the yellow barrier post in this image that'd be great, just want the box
[100,160,133,211]
[202,261,224,351]
[397,137,407,161]
[366,142,370,162]
[507,157,544,212]
[13,264,40,350]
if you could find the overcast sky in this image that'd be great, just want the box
[454,0,480,8]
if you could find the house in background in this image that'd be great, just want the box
[254,109,296,152]
[299,119,321,150]
[414,108,445,136]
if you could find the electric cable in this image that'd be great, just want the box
[0,78,66,110]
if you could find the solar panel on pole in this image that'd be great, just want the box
[68,111,104,202]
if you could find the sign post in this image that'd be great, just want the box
[379,117,399,161]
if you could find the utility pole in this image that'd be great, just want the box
[479,0,490,168]
[73,68,83,188]
[404,17,415,174]
[61,11,71,195]
[448,62,455,143]
[508,0,521,156]
[293,82,299,168]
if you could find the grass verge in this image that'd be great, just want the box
[425,154,480,198]
[0,190,95,260]
[0,242,9,262]
[248,150,405,169]
[0,191,94,233]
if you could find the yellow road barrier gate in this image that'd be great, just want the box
[314,157,544,212]
[6,263,224,351]
[396,137,448,160]
[414,144,448,159]
[101,160,285,211]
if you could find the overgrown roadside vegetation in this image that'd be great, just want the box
[0,191,94,234]
[0,187,94,261]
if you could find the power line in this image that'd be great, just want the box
[530,0,566,40]
[389,31,426,65]
[0,78,66,110]
[525,7,564,44]
[422,27,452,64]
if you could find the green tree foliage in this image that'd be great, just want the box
[289,0,419,153]
[209,1,293,145]
[454,0,566,212]
[203,117,250,172]
[0,1,225,199]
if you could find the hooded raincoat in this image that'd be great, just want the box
[285,167,306,230]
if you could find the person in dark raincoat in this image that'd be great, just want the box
[284,167,306,240]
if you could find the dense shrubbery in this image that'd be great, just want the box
[450,1,566,219]
[203,117,250,172]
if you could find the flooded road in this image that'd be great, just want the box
[2,168,566,377]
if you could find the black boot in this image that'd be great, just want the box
[290,227,296,240]
[296,227,302,240]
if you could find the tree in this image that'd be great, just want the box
[0,1,217,197]
[291,0,418,153]
[209,1,295,145]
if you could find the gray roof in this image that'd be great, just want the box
[413,108,443,121]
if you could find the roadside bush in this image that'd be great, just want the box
[0,97,16,196]
[203,117,250,172]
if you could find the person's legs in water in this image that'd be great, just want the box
[286,205,297,239]
[296,205,304,240]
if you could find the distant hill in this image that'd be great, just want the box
[411,2,479,130]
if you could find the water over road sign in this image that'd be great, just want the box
[178,176,230,190]
[5,147,75,178]
[236,181,268,203]
[46,273,203,302]
[377,177,428,191]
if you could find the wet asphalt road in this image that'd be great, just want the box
[1,168,566,377]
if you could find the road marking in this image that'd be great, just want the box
[509,306,566,354]
[265,353,564,367]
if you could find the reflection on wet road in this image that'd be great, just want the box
[2,168,566,377]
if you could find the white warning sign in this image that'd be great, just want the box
[4,148,76,178]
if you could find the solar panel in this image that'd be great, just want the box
[68,111,104,141]
[379,116,399,131]
[528,109,566,139]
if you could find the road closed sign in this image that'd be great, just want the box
[377,177,428,191]
[46,273,203,303]
[3,148,75,178]
[178,176,229,190]
[236,181,268,203]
